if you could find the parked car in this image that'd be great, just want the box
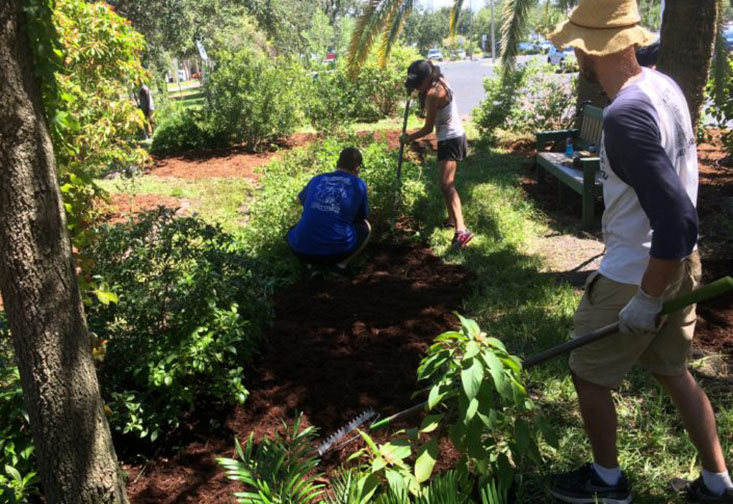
[548,46,577,71]
[427,48,443,61]
[323,51,337,65]
[538,41,552,54]
[456,49,466,59]
[518,41,540,54]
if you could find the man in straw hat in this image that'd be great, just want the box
[546,1,732,503]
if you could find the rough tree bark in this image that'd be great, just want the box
[657,0,720,126]
[0,1,127,503]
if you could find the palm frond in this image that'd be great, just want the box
[712,0,729,109]
[378,0,415,67]
[347,0,407,77]
[500,0,535,71]
[479,477,509,504]
[217,413,325,503]
[415,470,473,503]
[449,0,465,39]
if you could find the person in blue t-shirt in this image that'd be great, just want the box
[287,147,371,272]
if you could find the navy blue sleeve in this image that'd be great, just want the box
[356,179,369,220]
[603,97,698,260]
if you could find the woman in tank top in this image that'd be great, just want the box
[401,59,473,249]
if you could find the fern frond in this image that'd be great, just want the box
[500,0,534,71]
[712,0,729,108]
[449,0,465,39]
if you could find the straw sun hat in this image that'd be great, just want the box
[547,0,656,56]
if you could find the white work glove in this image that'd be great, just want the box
[618,288,664,333]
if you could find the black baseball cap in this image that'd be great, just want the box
[404,60,431,89]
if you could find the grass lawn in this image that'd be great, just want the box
[97,176,256,234]
[410,140,732,502]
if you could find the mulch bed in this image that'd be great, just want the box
[125,238,470,503]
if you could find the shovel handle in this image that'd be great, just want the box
[524,275,733,369]
[370,276,733,431]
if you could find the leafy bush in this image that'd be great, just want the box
[88,208,270,443]
[150,107,221,156]
[473,63,577,144]
[306,45,420,134]
[205,48,307,151]
[0,318,39,503]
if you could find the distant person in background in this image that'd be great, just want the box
[401,59,473,250]
[138,82,155,138]
[287,147,371,274]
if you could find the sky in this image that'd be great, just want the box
[418,0,485,12]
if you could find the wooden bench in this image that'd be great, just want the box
[535,104,604,230]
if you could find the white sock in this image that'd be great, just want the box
[702,469,733,496]
[593,462,621,486]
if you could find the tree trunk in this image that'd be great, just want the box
[657,0,720,126]
[0,2,127,503]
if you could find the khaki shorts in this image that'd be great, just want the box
[569,253,701,388]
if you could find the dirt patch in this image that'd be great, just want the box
[100,194,195,225]
[145,130,437,181]
[126,238,470,503]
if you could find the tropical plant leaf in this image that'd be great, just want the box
[500,0,535,70]
[379,0,415,67]
[449,0,465,39]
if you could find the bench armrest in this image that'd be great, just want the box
[535,129,580,151]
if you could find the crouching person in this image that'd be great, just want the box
[287,147,371,274]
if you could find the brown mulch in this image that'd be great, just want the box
[126,238,470,503]
[143,130,436,181]
[99,194,195,225]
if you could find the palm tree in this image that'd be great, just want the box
[345,0,576,75]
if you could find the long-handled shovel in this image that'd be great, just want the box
[389,93,413,231]
[317,276,733,455]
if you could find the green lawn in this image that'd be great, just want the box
[409,142,732,502]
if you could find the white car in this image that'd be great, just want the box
[427,48,443,61]
[456,49,466,59]
[548,46,577,71]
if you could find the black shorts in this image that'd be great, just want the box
[437,134,467,162]
[291,221,370,265]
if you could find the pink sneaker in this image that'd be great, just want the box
[452,229,474,249]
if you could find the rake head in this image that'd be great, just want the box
[316,408,378,457]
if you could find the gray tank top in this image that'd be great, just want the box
[434,82,464,141]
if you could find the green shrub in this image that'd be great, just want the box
[150,108,222,156]
[0,317,39,503]
[473,63,577,144]
[88,208,270,443]
[205,49,307,151]
[307,70,358,135]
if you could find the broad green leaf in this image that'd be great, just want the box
[5,465,22,482]
[428,384,446,410]
[358,429,381,456]
[455,313,481,338]
[420,413,443,434]
[380,439,411,462]
[464,341,480,359]
[358,473,380,503]
[385,468,407,494]
[435,330,466,342]
[484,351,513,399]
[461,358,483,401]
[414,438,439,483]
[465,397,479,423]
[485,337,507,351]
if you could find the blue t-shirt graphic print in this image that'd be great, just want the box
[287,171,369,256]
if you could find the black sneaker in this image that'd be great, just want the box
[671,476,733,503]
[550,463,632,504]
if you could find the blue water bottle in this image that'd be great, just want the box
[565,137,574,156]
